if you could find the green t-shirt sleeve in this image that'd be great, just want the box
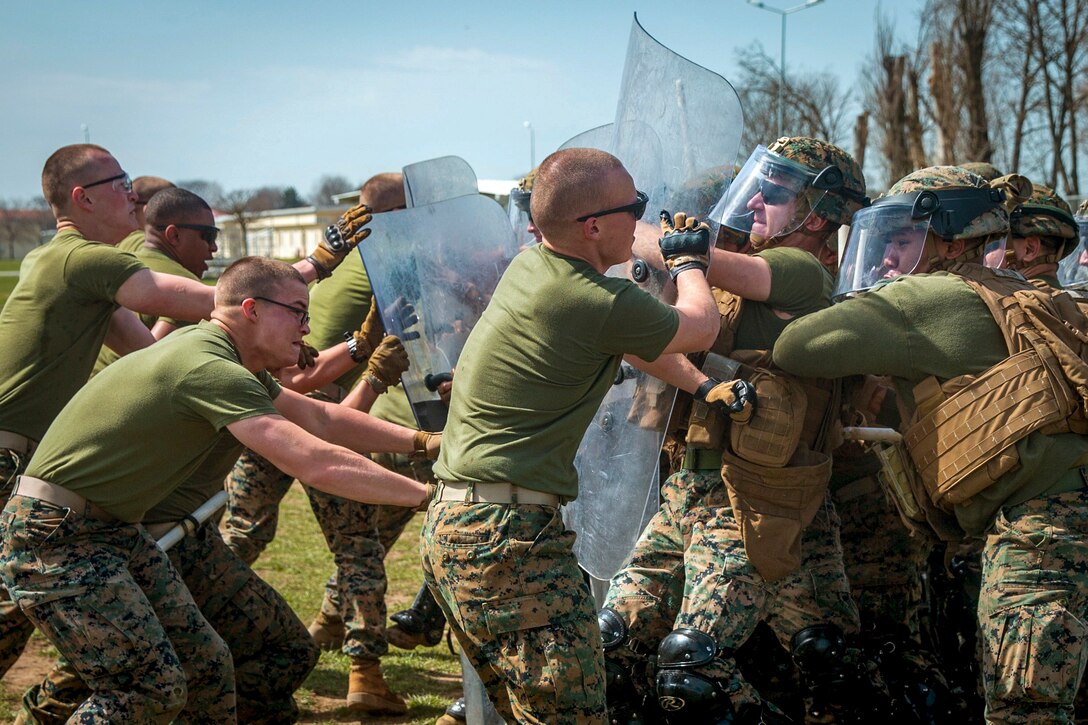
[66,244,146,302]
[256,369,283,400]
[597,284,679,361]
[175,360,280,431]
[758,247,830,315]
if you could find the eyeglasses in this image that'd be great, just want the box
[158,223,219,245]
[757,178,798,206]
[253,296,309,327]
[576,190,649,223]
[81,172,132,193]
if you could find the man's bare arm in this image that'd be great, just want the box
[624,353,706,393]
[227,414,425,506]
[706,249,773,302]
[149,319,178,340]
[661,268,719,354]
[115,269,214,323]
[103,307,155,356]
[272,386,416,454]
[276,342,357,393]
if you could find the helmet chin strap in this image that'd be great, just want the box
[748,206,819,252]
[929,232,990,272]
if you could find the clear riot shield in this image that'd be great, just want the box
[358,194,518,432]
[563,14,744,585]
[402,155,479,207]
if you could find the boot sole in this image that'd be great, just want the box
[346,692,409,716]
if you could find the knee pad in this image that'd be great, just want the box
[655,629,734,720]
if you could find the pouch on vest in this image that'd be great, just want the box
[730,369,808,467]
[874,441,963,542]
[904,347,1074,511]
[686,353,742,449]
[722,447,831,582]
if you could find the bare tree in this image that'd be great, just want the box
[176,179,224,206]
[863,11,916,189]
[0,199,53,259]
[311,175,352,205]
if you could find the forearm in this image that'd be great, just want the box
[624,353,706,393]
[341,378,380,412]
[116,270,214,323]
[103,307,155,355]
[291,258,322,285]
[707,249,772,301]
[303,450,426,506]
[662,269,718,354]
[277,343,357,393]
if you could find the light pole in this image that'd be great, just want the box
[523,120,536,170]
[747,0,825,137]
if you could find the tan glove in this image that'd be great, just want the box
[348,298,386,363]
[658,210,711,280]
[695,378,758,424]
[307,202,373,279]
[412,430,441,460]
[417,481,438,512]
[296,342,319,370]
[363,335,410,393]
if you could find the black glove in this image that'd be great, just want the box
[658,210,711,280]
[695,377,757,423]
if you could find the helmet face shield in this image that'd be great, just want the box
[981,235,1010,269]
[708,145,828,245]
[507,187,537,248]
[1058,217,1088,289]
[833,203,929,301]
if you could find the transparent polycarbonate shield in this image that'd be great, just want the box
[462,651,506,724]
[402,155,479,208]
[557,123,615,153]
[1058,219,1088,289]
[564,14,744,583]
[506,187,536,249]
[834,202,929,301]
[359,194,518,431]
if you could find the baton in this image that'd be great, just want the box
[155,490,228,552]
[841,426,903,443]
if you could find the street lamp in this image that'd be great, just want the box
[523,120,536,170]
[747,0,825,137]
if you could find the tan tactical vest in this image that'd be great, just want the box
[902,265,1088,517]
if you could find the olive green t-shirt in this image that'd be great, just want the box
[433,244,680,498]
[116,229,146,254]
[143,432,245,525]
[92,246,199,376]
[732,246,832,351]
[27,322,281,523]
[0,230,146,441]
[306,252,372,390]
[773,269,1088,535]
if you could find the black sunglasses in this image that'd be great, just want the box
[758,178,798,206]
[253,296,309,327]
[169,223,220,245]
[576,190,649,223]
[81,172,132,192]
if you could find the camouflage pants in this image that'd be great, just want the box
[20,524,318,724]
[223,446,422,660]
[979,488,1088,723]
[421,500,607,724]
[833,474,931,634]
[0,450,35,678]
[604,468,859,710]
[0,495,235,723]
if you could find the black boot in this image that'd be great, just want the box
[387,583,445,649]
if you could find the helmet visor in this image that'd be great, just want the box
[708,145,826,242]
[507,187,537,248]
[833,203,929,301]
[1058,217,1088,289]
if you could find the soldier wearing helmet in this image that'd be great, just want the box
[599,138,879,723]
[1056,198,1088,293]
[775,165,1088,723]
[1004,181,1078,286]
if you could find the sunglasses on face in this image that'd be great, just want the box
[757,178,798,206]
[252,296,309,327]
[156,224,220,245]
[576,190,649,223]
[81,172,133,193]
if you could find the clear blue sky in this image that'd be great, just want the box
[0,0,922,202]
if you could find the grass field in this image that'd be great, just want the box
[0,261,464,723]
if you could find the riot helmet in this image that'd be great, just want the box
[834,165,1012,301]
[1057,198,1088,289]
[507,168,539,247]
[1006,182,1078,272]
[708,136,868,252]
[958,161,1004,182]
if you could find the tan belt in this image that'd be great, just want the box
[12,476,120,523]
[0,431,37,457]
[437,481,563,507]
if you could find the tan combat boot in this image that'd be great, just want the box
[307,609,344,651]
[434,696,466,724]
[347,658,408,715]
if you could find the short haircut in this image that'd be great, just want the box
[531,148,626,240]
[216,257,305,307]
[359,173,406,213]
[133,176,176,205]
[41,144,111,213]
[146,188,212,227]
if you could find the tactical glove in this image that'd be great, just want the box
[296,342,319,370]
[364,335,410,393]
[658,210,711,280]
[386,296,420,341]
[348,298,386,363]
[412,431,441,460]
[417,481,438,512]
[695,377,758,424]
[307,202,373,279]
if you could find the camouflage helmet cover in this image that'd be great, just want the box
[886,165,1010,241]
[1010,183,1077,241]
[766,136,867,225]
[958,161,1004,182]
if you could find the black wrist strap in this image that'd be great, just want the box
[695,378,721,402]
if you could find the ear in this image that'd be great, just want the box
[581,217,601,241]
[803,214,829,233]
[162,224,180,247]
[816,243,838,270]
[936,238,966,260]
[240,298,259,322]
[1022,235,1042,263]
[69,186,93,213]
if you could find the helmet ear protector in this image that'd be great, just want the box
[810,165,870,208]
[909,187,1005,238]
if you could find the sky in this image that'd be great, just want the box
[0,0,924,203]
